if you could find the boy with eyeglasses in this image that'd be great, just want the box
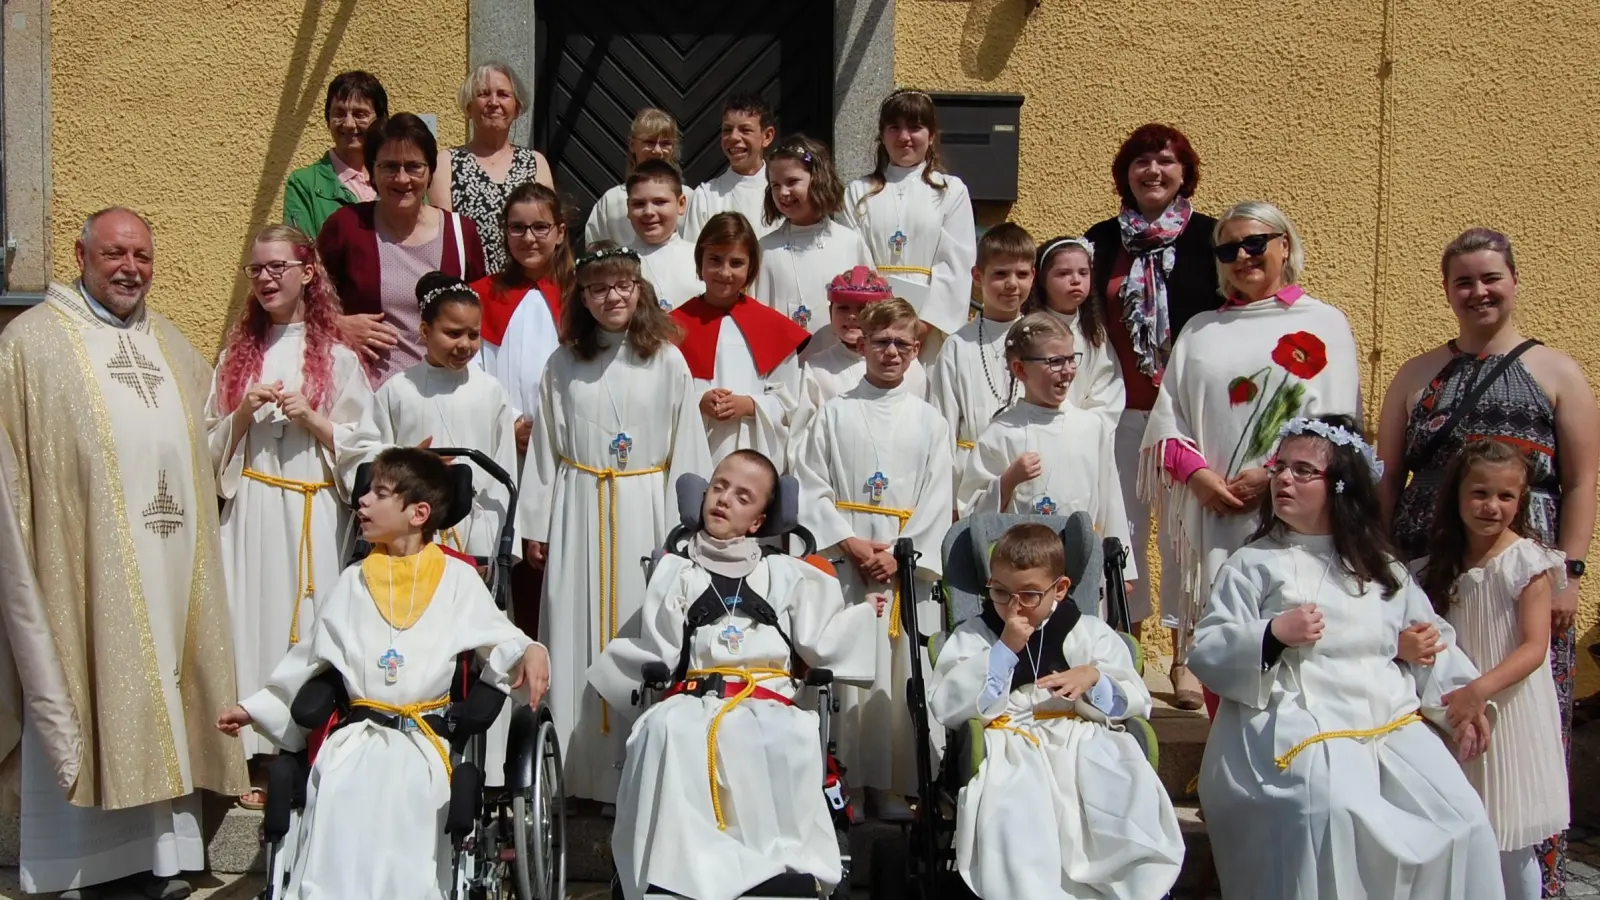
[627,160,704,312]
[929,522,1183,900]
[930,222,1037,484]
[795,298,952,821]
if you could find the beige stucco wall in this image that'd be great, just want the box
[49,0,469,351]
[897,0,1600,687]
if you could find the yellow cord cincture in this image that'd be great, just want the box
[680,667,791,831]
[985,709,1079,747]
[241,469,333,644]
[1273,711,1423,770]
[351,695,453,777]
[835,501,915,638]
[878,265,935,277]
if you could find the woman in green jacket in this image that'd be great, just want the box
[284,71,389,236]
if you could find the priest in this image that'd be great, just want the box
[0,207,249,899]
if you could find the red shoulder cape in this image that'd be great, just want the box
[470,275,562,348]
[670,295,810,381]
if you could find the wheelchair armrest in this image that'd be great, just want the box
[803,668,833,687]
[641,661,671,687]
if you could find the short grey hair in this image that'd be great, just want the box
[79,206,156,248]
[458,62,527,120]
[1213,200,1304,292]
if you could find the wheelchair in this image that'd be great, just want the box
[866,513,1158,900]
[615,472,855,900]
[258,447,566,900]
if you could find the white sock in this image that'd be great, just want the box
[1500,846,1540,900]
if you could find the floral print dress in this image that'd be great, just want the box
[449,146,540,276]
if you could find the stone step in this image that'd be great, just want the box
[1144,655,1210,801]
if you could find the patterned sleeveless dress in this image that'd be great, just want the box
[449,146,540,276]
[1395,339,1570,896]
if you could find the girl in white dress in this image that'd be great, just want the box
[518,242,714,803]
[842,89,978,357]
[1417,438,1570,900]
[206,224,376,795]
[1025,236,1124,422]
[753,134,872,352]
[585,108,680,247]
[373,272,519,560]
[1189,414,1502,900]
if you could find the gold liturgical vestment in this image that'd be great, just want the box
[0,282,247,809]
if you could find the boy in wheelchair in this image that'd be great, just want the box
[589,450,883,900]
[216,447,550,900]
[929,523,1182,900]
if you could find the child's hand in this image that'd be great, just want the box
[1396,622,1445,666]
[237,381,283,415]
[512,643,551,708]
[1442,679,1489,732]
[1453,710,1493,762]
[699,388,731,419]
[1004,452,1044,486]
[524,540,548,567]
[1270,603,1324,647]
[841,537,887,575]
[1036,666,1100,701]
[863,547,897,584]
[515,416,533,457]
[867,592,890,617]
[1000,607,1036,653]
[216,705,252,736]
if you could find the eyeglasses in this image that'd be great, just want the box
[1267,460,1327,483]
[583,279,637,300]
[242,260,306,279]
[986,582,1051,609]
[508,222,557,240]
[376,161,429,179]
[867,337,917,355]
[1020,353,1082,372]
[328,110,376,127]
[1213,233,1284,263]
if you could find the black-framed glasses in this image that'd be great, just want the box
[376,161,429,179]
[986,582,1050,609]
[583,279,637,300]
[1021,353,1082,372]
[1213,233,1284,263]
[242,260,305,280]
[1267,460,1327,483]
[507,222,557,240]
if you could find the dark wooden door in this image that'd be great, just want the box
[534,0,834,231]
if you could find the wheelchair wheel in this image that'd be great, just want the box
[512,715,565,900]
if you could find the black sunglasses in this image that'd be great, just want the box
[1213,233,1284,263]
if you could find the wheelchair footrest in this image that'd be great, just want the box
[643,871,820,898]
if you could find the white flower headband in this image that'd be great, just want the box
[1277,417,1384,484]
[1038,236,1094,266]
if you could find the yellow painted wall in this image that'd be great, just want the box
[49,0,469,351]
[898,0,1600,688]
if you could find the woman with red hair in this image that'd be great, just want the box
[1086,123,1220,707]
[204,224,378,808]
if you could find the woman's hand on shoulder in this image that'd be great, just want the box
[1190,467,1245,515]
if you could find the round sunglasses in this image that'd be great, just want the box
[1213,232,1284,263]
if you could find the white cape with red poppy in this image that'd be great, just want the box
[1137,295,1360,648]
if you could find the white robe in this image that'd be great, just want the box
[841,164,978,339]
[1057,311,1125,423]
[481,286,561,419]
[794,382,952,794]
[681,165,778,243]
[930,615,1183,900]
[1188,532,1503,900]
[584,184,635,248]
[689,318,802,466]
[1139,295,1362,641]
[788,342,927,471]
[590,554,877,900]
[205,326,376,757]
[752,219,874,352]
[372,362,520,559]
[241,555,535,900]
[957,402,1135,583]
[517,338,714,801]
[929,315,1017,480]
[634,235,705,312]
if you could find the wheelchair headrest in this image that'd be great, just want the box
[940,512,1105,624]
[351,458,476,532]
[674,471,800,539]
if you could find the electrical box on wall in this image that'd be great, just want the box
[927,92,1025,203]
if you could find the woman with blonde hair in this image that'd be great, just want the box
[428,61,554,275]
[585,107,682,247]
[1139,200,1361,705]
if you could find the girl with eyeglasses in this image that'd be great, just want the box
[1189,414,1503,899]
[957,313,1136,584]
[1138,200,1361,711]
[205,223,379,809]
[585,108,682,247]
[517,241,713,806]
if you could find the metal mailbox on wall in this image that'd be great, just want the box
[927,92,1025,203]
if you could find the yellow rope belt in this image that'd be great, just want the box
[684,666,791,831]
[835,500,915,638]
[1274,712,1423,770]
[560,455,668,734]
[241,469,334,644]
[350,695,453,778]
[956,440,976,450]
[985,710,1079,747]
[879,265,934,277]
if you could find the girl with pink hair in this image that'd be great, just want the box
[204,224,378,808]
